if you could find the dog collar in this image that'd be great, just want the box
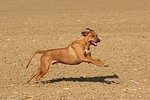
[85,50,90,56]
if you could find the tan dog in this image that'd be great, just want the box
[26,28,109,85]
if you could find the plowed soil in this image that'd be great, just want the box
[0,0,150,99]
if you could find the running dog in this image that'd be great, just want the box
[26,28,109,85]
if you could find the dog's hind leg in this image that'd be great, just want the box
[35,55,53,85]
[26,67,40,84]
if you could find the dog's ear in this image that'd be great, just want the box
[86,28,93,31]
[81,31,89,36]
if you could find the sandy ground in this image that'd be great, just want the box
[0,0,150,99]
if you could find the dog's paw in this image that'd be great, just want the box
[100,64,109,67]
[104,64,109,67]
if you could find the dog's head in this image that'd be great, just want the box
[81,28,100,46]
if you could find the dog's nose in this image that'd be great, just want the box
[97,38,100,42]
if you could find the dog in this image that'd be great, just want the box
[26,28,109,85]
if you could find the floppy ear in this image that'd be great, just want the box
[81,31,89,36]
[86,28,93,31]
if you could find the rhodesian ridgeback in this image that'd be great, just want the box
[26,28,109,85]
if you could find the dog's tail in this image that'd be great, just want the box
[26,50,45,68]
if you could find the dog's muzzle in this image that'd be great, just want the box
[90,38,100,46]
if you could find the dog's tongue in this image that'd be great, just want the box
[93,42,98,46]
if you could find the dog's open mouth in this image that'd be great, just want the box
[90,41,98,46]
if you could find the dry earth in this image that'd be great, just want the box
[0,0,150,99]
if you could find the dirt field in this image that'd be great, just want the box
[0,0,150,99]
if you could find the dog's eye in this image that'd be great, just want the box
[92,35,94,37]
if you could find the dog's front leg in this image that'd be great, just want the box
[86,51,108,67]
[81,57,101,66]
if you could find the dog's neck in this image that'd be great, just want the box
[84,45,90,50]
[74,36,91,51]
[82,36,90,49]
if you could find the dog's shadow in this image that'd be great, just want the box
[41,74,119,84]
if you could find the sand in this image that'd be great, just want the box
[0,0,150,99]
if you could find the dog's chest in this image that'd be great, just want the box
[85,50,90,56]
